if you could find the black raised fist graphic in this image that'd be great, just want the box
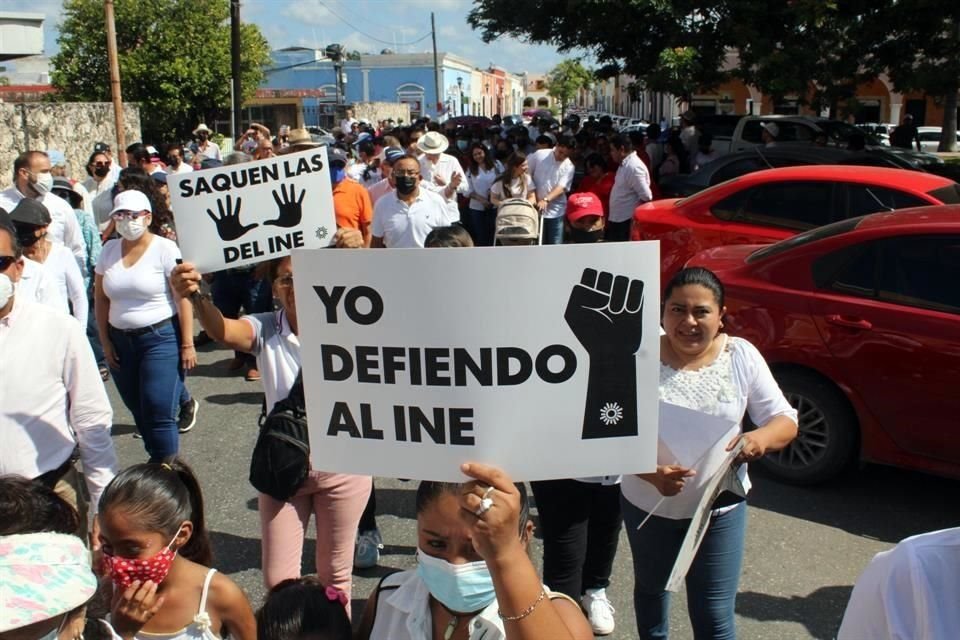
[566,268,644,440]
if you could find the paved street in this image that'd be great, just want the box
[108,342,960,640]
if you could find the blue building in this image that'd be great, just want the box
[241,47,524,132]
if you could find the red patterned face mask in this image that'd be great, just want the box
[103,530,181,588]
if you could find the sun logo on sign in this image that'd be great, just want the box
[316,226,328,241]
[600,402,624,426]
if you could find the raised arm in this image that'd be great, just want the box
[169,262,257,353]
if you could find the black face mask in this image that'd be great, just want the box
[94,166,110,178]
[395,175,418,195]
[570,227,604,244]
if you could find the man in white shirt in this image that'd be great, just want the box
[838,527,960,640]
[91,141,122,184]
[166,144,194,175]
[416,131,469,224]
[371,155,449,248]
[606,134,652,242]
[0,219,116,541]
[0,151,86,270]
[340,108,358,135]
[527,135,576,245]
[192,123,222,162]
[366,146,404,206]
[679,110,699,158]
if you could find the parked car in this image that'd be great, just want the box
[917,126,960,152]
[659,144,919,198]
[685,207,960,483]
[633,165,960,285]
[702,115,942,169]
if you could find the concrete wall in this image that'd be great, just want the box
[0,102,141,189]
[351,102,411,127]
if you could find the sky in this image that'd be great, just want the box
[5,0,586,77]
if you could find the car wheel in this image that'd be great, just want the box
[753,370,858,485]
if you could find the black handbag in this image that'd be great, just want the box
[249,371,310,501]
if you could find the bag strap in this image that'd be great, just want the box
[285,369,305,410]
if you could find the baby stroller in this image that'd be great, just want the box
[494,198,542,245]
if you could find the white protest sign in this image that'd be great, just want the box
[169,147,336,273]
[292,242,661,481]
[665,439,745,592]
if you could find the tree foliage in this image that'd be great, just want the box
[545,59,594,116]
[51,0,271,141]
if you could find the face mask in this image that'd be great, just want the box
[31,171,54,196]
[103,529,181,588]
[170,157,181,167]
[456,140,469,151]
[94,165,110,178]
[395,175,418,196]
[117,217,148,241]
[416,549,496,613]
[0,273,14,308]
[330,166,346,185]
[570,227,604,244]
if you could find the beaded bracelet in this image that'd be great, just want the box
[498,589,546,621]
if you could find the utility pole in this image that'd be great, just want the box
[231,0,242,139]
[104,0,126,166]
[431,12,440,119]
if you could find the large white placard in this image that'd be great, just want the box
[292,242,661,481]
[169,147,336,273]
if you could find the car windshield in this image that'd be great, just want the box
[746,217,864,263]
[928,183,960,204]
[819,120,881,146]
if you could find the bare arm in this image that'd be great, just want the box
[169,263,257,353]
[95,274,118,368]
[212,574,257,640]
[176,296,196,370]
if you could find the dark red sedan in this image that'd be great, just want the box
[633,165,960,286]
[686,207,960,483]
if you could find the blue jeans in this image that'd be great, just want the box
[109,318,183,461]
[86,295,106,367]
[622,496,747,640]
[541,215,564,245]
[463,206,496,246]
[212,268,272,363]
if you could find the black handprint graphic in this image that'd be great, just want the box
[565,268,644,439]
[265,183,306,228]
[206,194,258,241]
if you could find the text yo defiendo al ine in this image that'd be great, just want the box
[314,284,580,447]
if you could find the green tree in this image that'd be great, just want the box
[545,59,593,117]
[860,2,960,152]
[51,0,271,141]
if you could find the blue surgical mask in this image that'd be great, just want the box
[456,140,469,151]
[330,166,346,185]
[416,549,496,613]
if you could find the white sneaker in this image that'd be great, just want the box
[581,588,616,636]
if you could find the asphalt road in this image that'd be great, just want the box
[106,342,960,639]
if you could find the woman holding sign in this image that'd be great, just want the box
[356,463,593,640]
[620,267,798,640]
[169,229,372,614]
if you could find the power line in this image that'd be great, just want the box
[317,0,431,47]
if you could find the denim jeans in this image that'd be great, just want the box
[109,317,183,461]
[463,207,496,246]
[541,215,564,245]
[212,268,272,364]
[85,295,106,367]
[622,496,747,640]
[530,479,623,599]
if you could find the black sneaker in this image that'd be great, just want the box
[178,399,199,433]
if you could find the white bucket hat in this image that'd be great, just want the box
[0,533,98,632]
[416,131,450,155]
[193,123,212,135]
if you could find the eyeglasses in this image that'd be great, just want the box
[0,255,19,270]
[393,170,419,177]
[91,162,109,168]
[275,275,294,289]
[110,210,150,220]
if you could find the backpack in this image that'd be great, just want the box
[249,371,310,501]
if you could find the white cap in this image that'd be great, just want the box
[110,190,153,216]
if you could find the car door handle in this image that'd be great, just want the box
[825,315,873,330]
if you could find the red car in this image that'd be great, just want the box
[686,207,960,483]
[633,165,960,286]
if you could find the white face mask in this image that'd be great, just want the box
[32,171,54,196]
[117,217,148,241]
[0,273,13,309]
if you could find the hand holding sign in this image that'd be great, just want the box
[266,183,306,228]
[206,194,258,241]
[458,463,526,563]
[566,268,644,440]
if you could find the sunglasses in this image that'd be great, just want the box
[110,210,150,220]
[91,162,109,168]
[0,255,19,270]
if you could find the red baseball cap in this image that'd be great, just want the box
[566,191,603,222]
